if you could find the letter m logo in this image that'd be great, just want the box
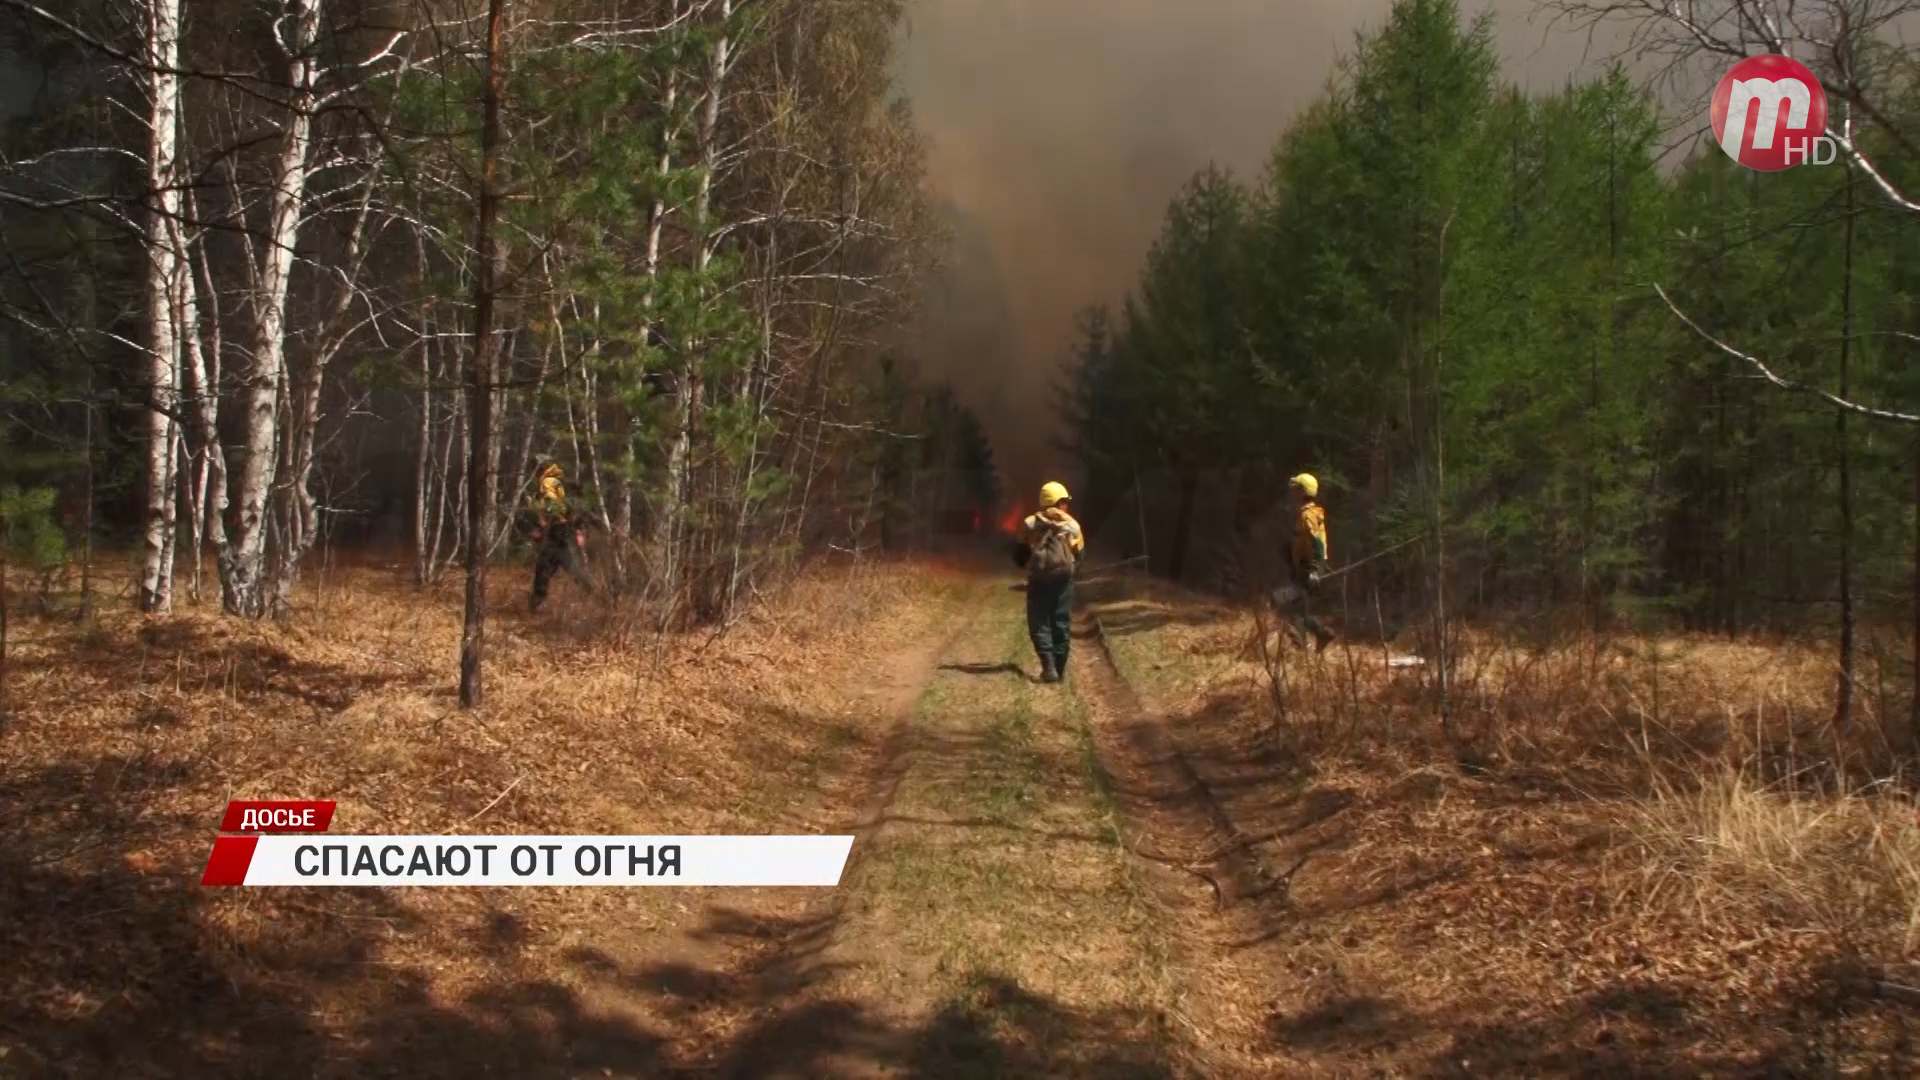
[1711,55,1829,172]
[1721,79,1809,156]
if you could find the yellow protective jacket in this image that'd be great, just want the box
[1292,501,1328,571]
[1019,507,1085,556]
[531,474,569,529]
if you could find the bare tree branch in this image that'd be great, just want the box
[1655,283,1920,424]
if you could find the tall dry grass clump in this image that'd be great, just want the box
[1251,602,1915,783]
[1080,570,1920,1067]
[1245,601,1920,951]
[1629,764,1920,948]
[1087,570,1920,963]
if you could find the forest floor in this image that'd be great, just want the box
[3,548,1918,1077]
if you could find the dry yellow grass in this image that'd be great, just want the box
[1632,766,1920,949]
[1083,569,1920,1075]
[0,553,973,1075]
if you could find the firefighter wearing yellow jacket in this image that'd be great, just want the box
[527,460,592,611]
[1283,473,1336,652]
[1012,481,1085,683]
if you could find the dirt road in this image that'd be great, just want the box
[556,568,1296,1078]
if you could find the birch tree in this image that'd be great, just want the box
[654,0,737,601]
[1,0,941,642]
[138,0,186,613]
[220,0,321,616]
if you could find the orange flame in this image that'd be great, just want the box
[997,505,1024,535]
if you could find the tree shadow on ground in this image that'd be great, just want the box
[1136,686,1920,1074]
[936,661,1025,678]
[37,617,418,715]
[580,900,1181,1079]
[7,739,1915,1077]
[0,732,1178,1079]
[1084,602,1235,638]
[501,578,639,652]
[1267,969,1918,1077]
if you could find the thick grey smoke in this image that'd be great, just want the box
[896,0,1626,503]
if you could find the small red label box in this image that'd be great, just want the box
[219,800,336,833]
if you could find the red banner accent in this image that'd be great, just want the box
[219,800,336,833]
[200,836,260,886]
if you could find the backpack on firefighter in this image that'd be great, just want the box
[1027,515,1078,583]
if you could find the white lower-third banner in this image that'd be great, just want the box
[201,835,854,887]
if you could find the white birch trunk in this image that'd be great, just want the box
[412,230,439,584]
[414,322,434,584]
[450,348,470,567]
[644,29,680,566]
[724,267,775,621]
[139,0,186,614]
[555,293,617,543]
[265,171,377,611]
[657,0,729,603]
[182,194,227,604]
[224,0,321,616]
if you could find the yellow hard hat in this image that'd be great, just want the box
[1038,481,1071,508]
[539,461,564,480]
[1289,473,1318,498]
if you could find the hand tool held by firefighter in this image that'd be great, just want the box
[1281,535,1423,597]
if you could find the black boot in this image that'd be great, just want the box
[1054,649,1070,680]
[1039,654,1060,683]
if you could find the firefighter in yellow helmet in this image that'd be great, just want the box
[1281,472,1336,652]
[527,459,592,611]
[1012,481,1085,683]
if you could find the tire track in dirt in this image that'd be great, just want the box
[732,587,989,961]
[840,597,991,855]
[1075,585,1302,1076]
[626,565,1303,1076]
[532,573,988,1078]
[653,580,992,1076]
[685,581,1189,1077]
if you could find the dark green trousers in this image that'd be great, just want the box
[1281,562,1333,644]
[1026,576,1073,668]
[530,525,591,611]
